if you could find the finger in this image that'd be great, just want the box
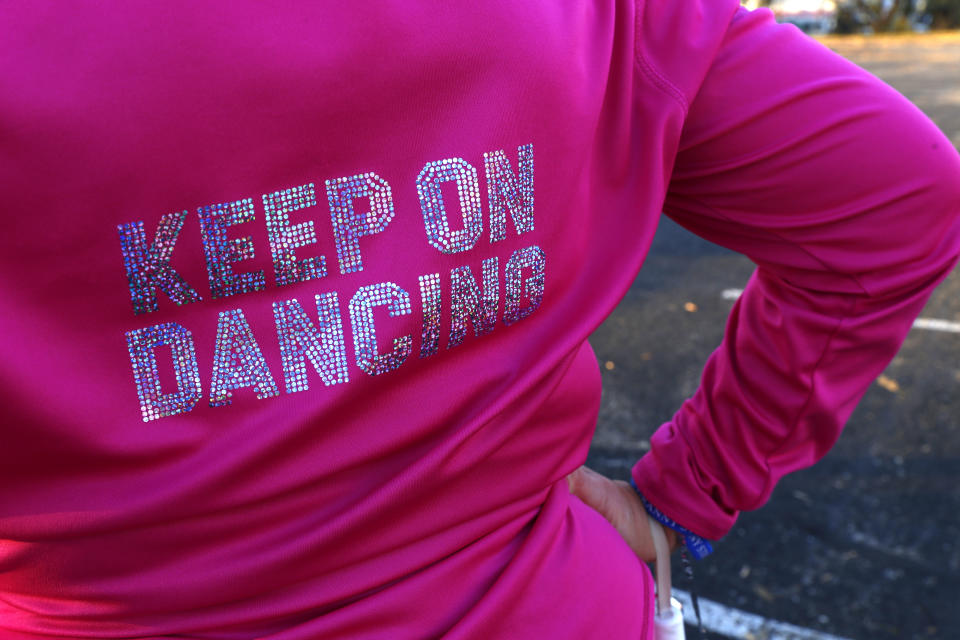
[566,466,614,519]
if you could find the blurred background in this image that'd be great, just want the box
[740,0,959,34]
[587,14,960,640]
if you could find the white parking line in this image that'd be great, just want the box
[720,289,960,334]
[721,288,744,300]
[673,589,854,640]
[912,317,960,333]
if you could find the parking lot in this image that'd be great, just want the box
[587,32,960,640]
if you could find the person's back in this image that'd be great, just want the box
[3,2,959,638]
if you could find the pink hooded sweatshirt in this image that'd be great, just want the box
[2,1,959,638]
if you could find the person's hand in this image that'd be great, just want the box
[565,465,677,563]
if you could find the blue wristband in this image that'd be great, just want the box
[630,478,714,560]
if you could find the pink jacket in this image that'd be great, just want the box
[2,1,959,638]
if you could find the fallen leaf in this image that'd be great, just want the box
[753,585,775,602]
[876,374,900,393]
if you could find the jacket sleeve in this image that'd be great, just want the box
[631,5,960,540]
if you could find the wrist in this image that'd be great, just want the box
[630,478,714,560]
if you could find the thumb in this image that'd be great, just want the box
[566,465,619,524]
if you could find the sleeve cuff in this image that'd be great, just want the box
[630,477,714,560]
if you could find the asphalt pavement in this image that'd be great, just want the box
[587,32,960,640]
